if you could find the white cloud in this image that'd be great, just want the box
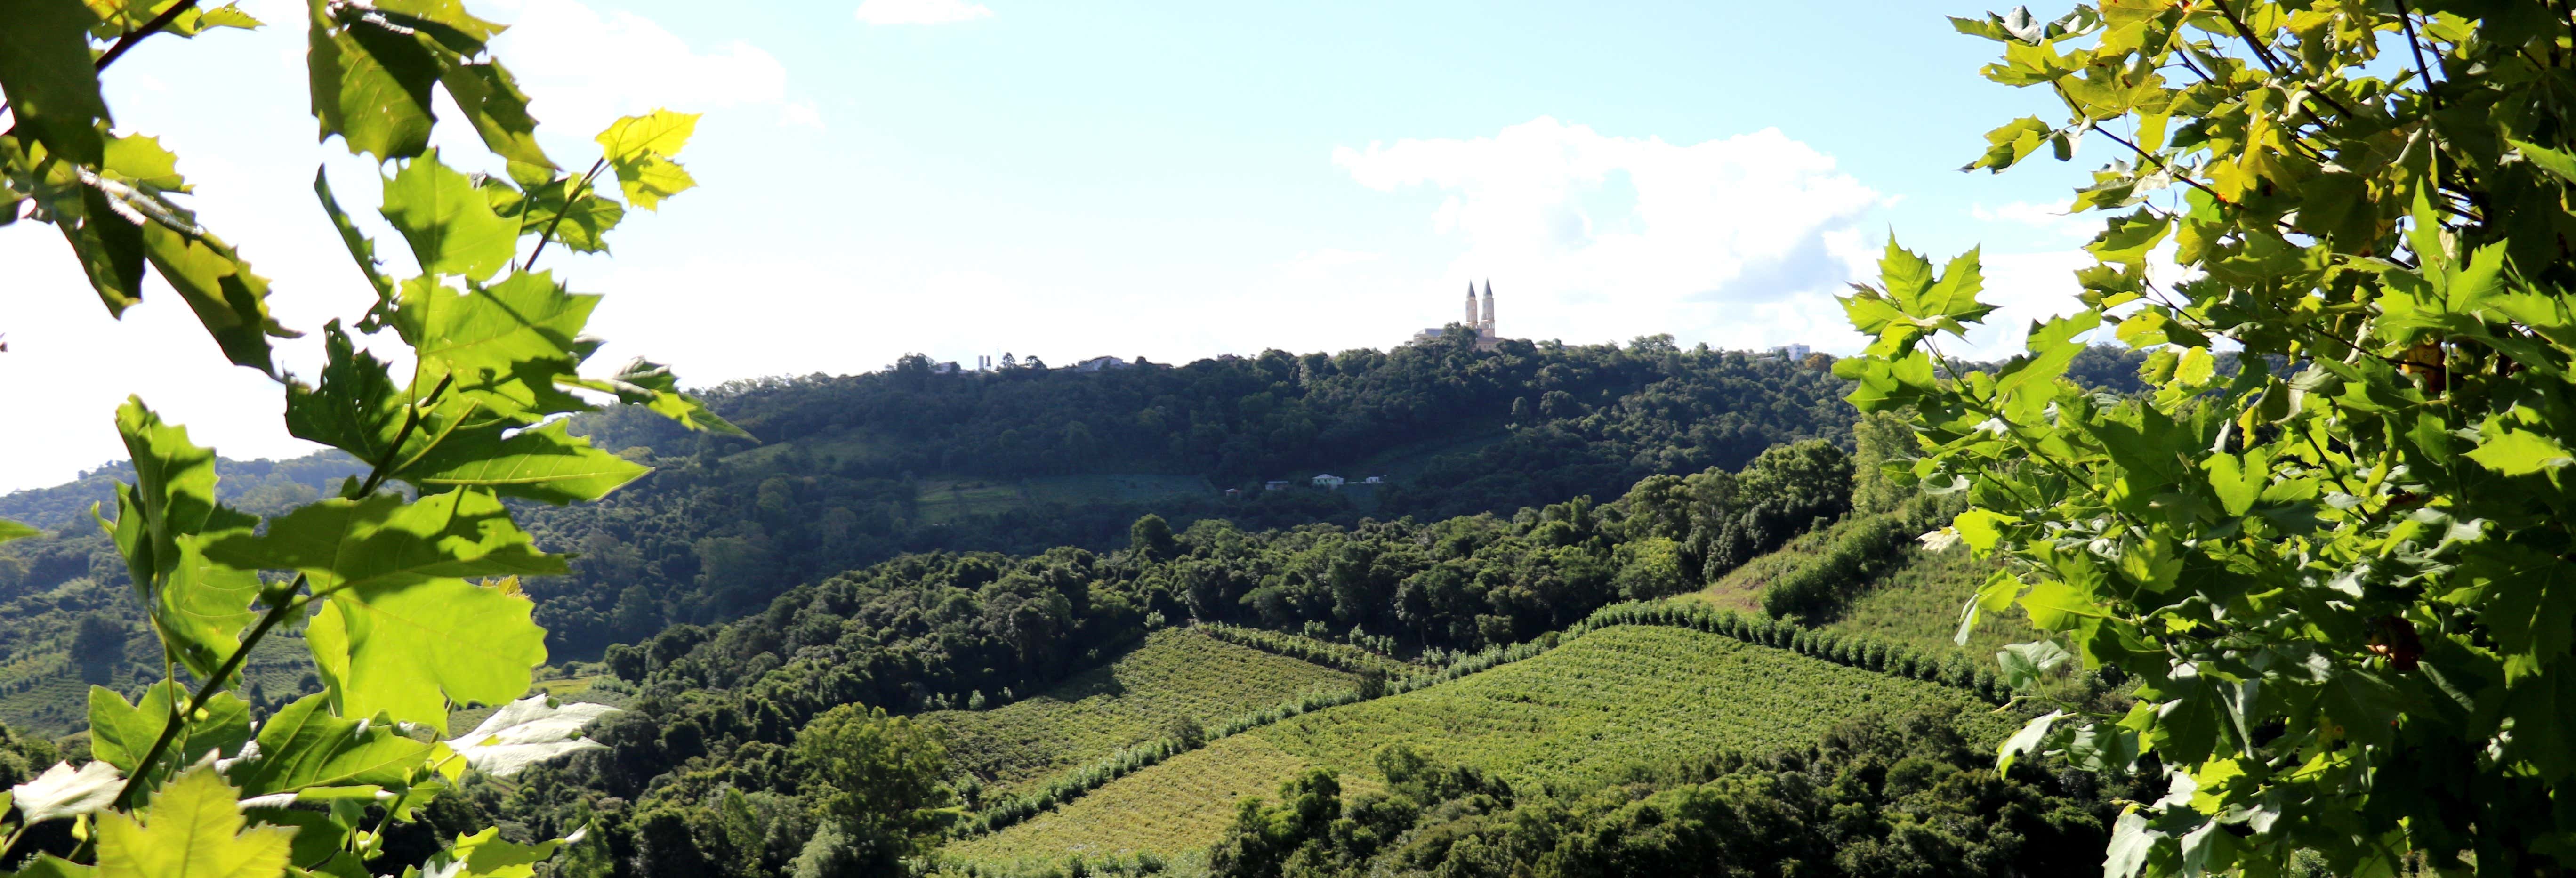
[855,0,994,25]
[1333,117,1886,354]
[1973,200,2095,241]
[482,0,789,140]
[781,101,826,130]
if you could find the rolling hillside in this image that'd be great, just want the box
[923,628,1361,799]
[946,622,2014,866]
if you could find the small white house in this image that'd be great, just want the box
[1312,474,1345,489]
[1363,475,1385,484]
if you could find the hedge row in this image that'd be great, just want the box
[1192,623,1420,677]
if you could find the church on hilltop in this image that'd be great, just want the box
[1413,281,1503,351]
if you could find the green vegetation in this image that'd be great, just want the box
[1840,1,2576,870]
[0,0,752,875]
[1825,545,2025,661]
[1201,709,2129,878]
[951,624,2010,864]
[926,629,1358,797]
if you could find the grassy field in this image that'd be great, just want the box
[1684,524,1843,612]
[947,624,2009,864]
[924,628,1357,797]
[1826,545,2030,662]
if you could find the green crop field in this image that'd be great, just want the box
[947,624,2010,864]
[1825,545,2029,663]
[924,628,1357,797]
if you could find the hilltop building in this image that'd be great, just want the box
[1413,281,1503,351]
[1769,343,1812,360]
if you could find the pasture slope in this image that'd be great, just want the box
[922,628,1360,797]
[944,622,2013,866]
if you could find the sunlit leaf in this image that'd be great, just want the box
[305,575,549,733]
[380,149,520,282]
[95,768,294,878]
[226,694,432,796]
[391,270,599,418]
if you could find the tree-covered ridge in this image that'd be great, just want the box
[511,335,1862,649]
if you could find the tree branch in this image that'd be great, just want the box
[522,158,610,273]
[357,373,453,498]
[2214,0,2357,119]
[107,577,306,809]
[94,0,202,72]
[2395,1,2444,111]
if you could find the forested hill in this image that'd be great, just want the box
[509,332,1863,651]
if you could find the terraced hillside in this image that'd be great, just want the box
[945,623,2013,865]
[922,628,1360,797]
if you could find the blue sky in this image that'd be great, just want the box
[1,0,2118,491]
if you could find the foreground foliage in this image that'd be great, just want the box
[0,0,738,873]
[1845,0,2576,872]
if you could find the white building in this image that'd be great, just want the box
[1769,343,1812,361]
[1312,474,1345,489]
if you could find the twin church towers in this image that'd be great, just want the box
[1413,281,1503,351]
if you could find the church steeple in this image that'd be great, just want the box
[1480,281,1496,334]
[1465,282,1480,327]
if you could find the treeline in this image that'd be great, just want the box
[449,438,1905,877]
[514,334,1859,650]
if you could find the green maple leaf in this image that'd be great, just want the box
[137,224,297,376]
[88,684,251,784]
[201,489,564,594]
[595,110,700,210]
[400,419,650,505]
[306,575,549,732]
[107,400,265,678]
[226,694,432,796]
[313,171,397,312]
[202,491,556,730]
[381,149,520,282]
[440,62,551,169]
[0,0,112,166]
[95,768,294,878]
[307,3,440,162]
[47,179,150,317]
[391,271,599,418]
[2465,420,2574,476]
[282,322,405,466]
